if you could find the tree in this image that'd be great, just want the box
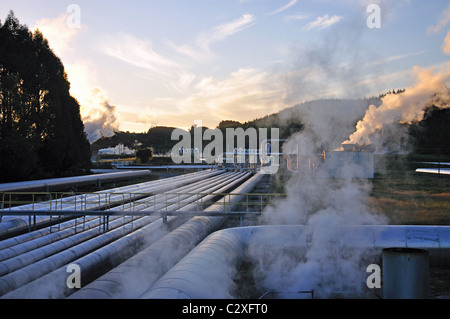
[0,11,91,182]
[135,147,154,164]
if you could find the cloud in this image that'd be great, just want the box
[167,71,197,94]
[175,68,286,125]
[357,51,426,69]
[271,0,298,15]
[104,33,179,75]
[33,13,83,56]
[34,14,121,143]
[119,67,286,130]
[443,31,450,55]
[304,14,343,30]
[427,4,450,34]
[168,14,255,61]
[284,14,309,22]
[200,13,255,45]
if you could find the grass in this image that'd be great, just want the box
[364,154,450,298]
[368,154,450,225]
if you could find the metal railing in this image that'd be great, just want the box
[1,191,287,232]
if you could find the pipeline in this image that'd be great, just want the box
[141,225,450,299]
[1,169,216,218]
[0,170,222,238]
[0,170,153,193]
[0,170,224,262]
[68,171,262,299]
[0,170,238,262]
[0,171,249,298]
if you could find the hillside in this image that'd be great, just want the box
[91,126,181,155]
[91,97,450,157]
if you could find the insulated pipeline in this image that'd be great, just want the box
[141,225,450,299]
[68,171,262,299]
[1,169,215,219]
[0,170,236,271]
[0,170,154,193]
[0,170,248,298]
[0,170,223,238]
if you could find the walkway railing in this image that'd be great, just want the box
[1,191,287,231]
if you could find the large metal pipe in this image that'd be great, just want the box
[1,169,215,218]
[68,171,262,299]
[0,170,238,262]
[141,225,450,299]
[0,171,248,298]
[1,172,248,299]
[0,170,153,193]
[0,170,223,238]
[0,171,228,295]
[0,215,151,296]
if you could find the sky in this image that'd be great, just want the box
[1,0,449,141]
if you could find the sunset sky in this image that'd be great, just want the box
[1,0,449,139]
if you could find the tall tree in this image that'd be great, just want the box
[0,11,91,182]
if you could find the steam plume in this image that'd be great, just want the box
[344,64,450,149]
[81,88,120,143]
[244,99,388,298]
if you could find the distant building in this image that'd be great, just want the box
[98,144,135,155]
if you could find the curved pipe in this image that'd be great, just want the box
[68,172,263,299]
[141,225,450,299]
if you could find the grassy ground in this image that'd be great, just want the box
[369,154,450,298]
[369,154,450,225]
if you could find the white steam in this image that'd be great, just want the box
[344,64,450,150]
[243,66,450,298]
[81,88,120,143]
[240,10,450,299]
[244,65,450,298]
[247,130,387,297]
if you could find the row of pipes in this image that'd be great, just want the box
[2,169,449,299]
[0,169,223,238]
[0,170,153,193]
[0,169,262,298]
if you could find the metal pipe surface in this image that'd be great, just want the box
[0,170,223,238]
[141,225,450,299]
[1,171,248,298]
[68,172,261,299]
